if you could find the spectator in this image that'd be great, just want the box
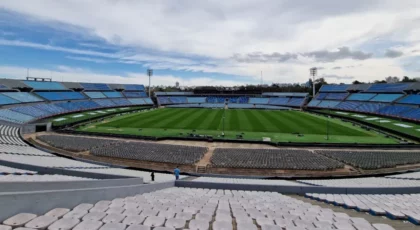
[151,172,155,182]
[174,166,180,180]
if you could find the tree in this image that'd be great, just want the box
[401,76,417,82]
[352,80,364,84]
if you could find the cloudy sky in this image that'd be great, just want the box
[1,0,420,86]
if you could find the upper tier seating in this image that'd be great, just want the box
[124,92,147,98]
[307,100,321,107]
[317,150,420,169]
[268,97,289,105]
[325,93,348,100]
[80,83,111,91]
[111,98,131,106]
[124,84,145,91]
[91,142,208,165]
[23,81,67,90]
[211,148,343,170]
[0,94,20,105]
[158,97,171,105]
[249,98,269,104]
[370,94,403,102]
[398,95,420,105]
[143,98,154,104]
[319,84,350,92]
[316,93,328,100]
[35,92,86,101]
[366,83,410,92]
[103,92,123,98]
[346,93,376,101]
[84,91,107,99]
[93,99,117,107]
[187,97,207,103]
[1,92,43,102]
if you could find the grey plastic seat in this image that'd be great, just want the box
[44,208,70,219]
[123,209,140,216]
[72,220,103,230]
[3,213,37,227]
[102,213,125,223]
[215,215,231,222]
[195,213,212,223]
[122,215,146,225]
[175,213,193,221]
[73,204,93,212]
[372,224,395,230]
[236,223,257,230]
[99,223,127,230]
[24,216,57,229]
[260,224,282,230]
[126,225,151,230]
[188,219,209,230]
[165,218,186,229]
[256,218,274,226]
[106,207,124,214]
[90,206,109,213]
[82,212,106,221]
[47,218,80,230]
[143,216,165,227]
[212,221,232,230]
[0,225,11,230]
[62,210,87,220]
[158,211,176,219]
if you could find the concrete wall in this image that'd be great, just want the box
[0,181,174,221]
[176,180,420,195]
[0,178,144,193]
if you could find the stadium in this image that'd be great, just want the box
[0,77,419,229]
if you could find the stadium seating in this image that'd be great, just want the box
[37,135,120,152]
[80,83,111,91]
[157,97,171,105]
[370,94,403,102]
[55,101,100,112]
[403,108,420,120]
[1,92,43,103]
[306,193,420,225]
[10,105,51,118]
[346,93,376,101]
[193,177,306,186]
[268,97,289,106]
[124,84,145,91]
[398,95,420,105]
[366,83,410,92]
[0,84,8,89]
[301,177,420,187]
[0,109,35,123]
[353,102,385,113]
[316,100,340,108]
[187,97,207,103]
[335,101,361,111]
[0,174,95,181]
[227,103,254,109]
[287,97,305,107]
[169,97,188,104]
[124,92,148,98]
[211,148,343,170]
[128,98,147,105]
[0,187,393,230]
[248,98,269,104]
[316,93,328,100]
[376,105,413,117]
[255,105,290,110]
[0,94,20,105]
[103,92,123,98]
[35,92,86,101]
[91,142,207,165]
[319,84,350,92]
[93,99,117,107]
[23,81,67,90]
[111,98,132,106]
[307,99,321,107]
[84,91,107,99]
[317,150,420,169]
[143,98,154,105]
[324,93,348,100]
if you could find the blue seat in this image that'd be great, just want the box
[366,83,410,92]
[143,98,154,105]
[319,85,350,92]
[402,109,420,121]
[128,98,146,105]
[103,92,123,98]
[2,92,43,103]
[325,93,348,100]
[335,101,361,110]
[187,97,207,103]
[158,97,171,105]
[23,81,66,90]
[169,97,188,104]
[354,103,385,113]
[370,94,403,102]
[124,85,145,91]
[315,93,328,100]
[94,99,116,107]
[316,100,341,108]
[35,92,86,101]
[124,92,147,98]
[33,103,68,114]
[347,93,376,101]
[248,98,269,104]
[398,95,420,105]
[0,94,20,105]
[287,97,305,107]
[0,109,35,123]
[377,105,413,117]
[84,92,106,99]
[11,106,51,118]
[80,83,111,91]
[307,100,321,107]
[268,97,289,105]
[111,98,131,106]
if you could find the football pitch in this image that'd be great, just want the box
[79,108,398,144]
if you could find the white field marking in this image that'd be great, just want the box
[88,112,97,115]
[352,114,366,118]
[53,118,67,121]
[96,111,106,114]
[106,109,116,111]
[377,120,390,123]
[394,123,413,128]
[121,108,129,110]
[71,114,85,118]
[365,117,379,121]
[335,112,349,115]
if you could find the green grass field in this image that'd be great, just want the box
[78,108,398,144]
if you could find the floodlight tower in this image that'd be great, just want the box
[147,69,153,98]
[310,67,317,98]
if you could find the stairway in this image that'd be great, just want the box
[197,165,206,173]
